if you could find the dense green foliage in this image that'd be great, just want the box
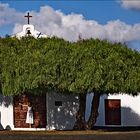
[0,37,140,95]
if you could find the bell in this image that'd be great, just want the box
[26,29,31,35]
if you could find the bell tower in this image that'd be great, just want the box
[13,12,47,38]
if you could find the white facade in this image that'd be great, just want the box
[0,93,140,130]
[46,91,79,130]
[12,24,47,39]
[95,94,140,126]
[0,95,14,130]
[0,92,79,130]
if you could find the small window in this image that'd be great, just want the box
[55,101,62,106]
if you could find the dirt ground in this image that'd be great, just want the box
[0,130,140,140]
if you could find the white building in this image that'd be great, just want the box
[0,92,79,130]
[12,12,47,39]
[13,24,47,39]
[1,92,140,130]
[87,93,140,127]
[1,13,140,130]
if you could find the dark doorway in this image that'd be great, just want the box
[14,94,46,128]
[105,99,121,125]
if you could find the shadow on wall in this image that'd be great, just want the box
[0,95,13,107]
[86,93,108,126]
[95,94,108,126]
[0,112,4,130]
[48,92,79,130]
[122,107,140,126]
[85,93,94,121]
[48,105,77,130]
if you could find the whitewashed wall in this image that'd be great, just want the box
[0,92,79,131]
[94,94,140,126]
[0,95,14,130]
[13,24,47,38]
[1,93,140,130]
[46,91,79,130]
[107,94,140,126]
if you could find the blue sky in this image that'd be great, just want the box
[0,0,140,51]
[3,0,140,24]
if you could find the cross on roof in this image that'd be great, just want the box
[24,12,32,24]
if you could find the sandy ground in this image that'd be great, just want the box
[0,130,140,140]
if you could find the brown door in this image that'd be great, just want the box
[105,99,121,125]
[14,94,46,128]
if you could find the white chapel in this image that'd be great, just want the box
[0,12,140,131]
[13,12,47,38]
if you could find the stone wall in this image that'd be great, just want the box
[14,94,46,128]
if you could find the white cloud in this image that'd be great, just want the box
[0,3,24,26]
[14,5,140,43]
[120,0,140,10]
[1,3,140,44]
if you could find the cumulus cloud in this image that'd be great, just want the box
[120,0,140,10]
[1,3,140,44]
[0,3,24,27]
[13,5,140,43]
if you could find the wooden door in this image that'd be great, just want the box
[14,94,46,128]
[105,99,121,125]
